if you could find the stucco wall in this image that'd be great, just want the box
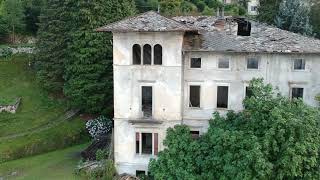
[183,52,320,120]
[113,32,320,175]
[113,32,185,175]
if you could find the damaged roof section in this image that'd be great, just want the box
[96,11,196,32]
[97,11,320,54]
[173,16,320,53]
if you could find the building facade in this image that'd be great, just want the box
[97,11,320,176]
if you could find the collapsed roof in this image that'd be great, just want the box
[98,11,320,54]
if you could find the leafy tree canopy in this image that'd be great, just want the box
[150,78,320,179]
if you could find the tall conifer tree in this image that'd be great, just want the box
[63,0,136,113]
[35,0,71,92]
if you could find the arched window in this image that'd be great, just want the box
[154,44,162,65]
[133,44,141,65]
[143,44,151,65]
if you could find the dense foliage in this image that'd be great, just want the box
[258,0,320,37]
[0,0,25,43]
[135,0,246,16]
[149,79,320,179]
[275,0,313,35]
[35,0,135,113]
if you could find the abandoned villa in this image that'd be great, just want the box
[97,11,320,175]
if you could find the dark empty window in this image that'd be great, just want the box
[218,58,230,69]
[133,44,141,65]
[142,133,152,154]
[247,57,259,69]
[154,44,162,65]
[190,131,200,139]
[294,59,305,70]
[292,88,304,99]
[136,171,146,177]
[191,58,201,68]
[143,44,151,65]
[136,132,140,154]
[237,19,251,36]
[142,86,152,118]
[189,86,200,108]
[217,86,229,109]
[245,86,253,98]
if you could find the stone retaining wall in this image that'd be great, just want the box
[0,98,21,113]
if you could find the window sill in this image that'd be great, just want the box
[188,107,202,110]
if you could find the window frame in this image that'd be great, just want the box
[190,57,202,69]
[135,132,159,156]
[293,59,306,71]
[290,87,304,100]
[153,44,162,65]
[140,85,154,118]
[246,56,260,70]
[189,85,201,108]
[132,44,142,65]
[143,44,152,65]
[217,58,230,70]
[216,84,230,109]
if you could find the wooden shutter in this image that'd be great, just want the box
[154,133,158,155]
[136,132,140,154]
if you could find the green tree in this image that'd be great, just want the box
[159,0,182,15]
[34,0,71,92]
[149,78,320,179]
[63,0,136,113]
[311,1,320,38]
[23,0,45,35]
[257,0,281,25]
[1,0,25,43]
[275,0,313,35]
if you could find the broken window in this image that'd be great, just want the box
[143,44,151,65]
[133,44,141,65]
[247,57,259,69]
[190,131,200,139]
[142,86,152,118]
[154,44,162,65]
[136,132,158,155]
[237,19,251,36]
[218,58,230,69]
[190,58,201,68]
[294,59,305,70]
[245,86,253,98]
[217,86,229,109]
[189,85,200,108]
[292,88,304,99]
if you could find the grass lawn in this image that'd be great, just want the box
[0,143,88,180]
[0,55,65,137]
[0,55,89,162]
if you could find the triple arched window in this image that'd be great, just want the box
[132,44,162,65]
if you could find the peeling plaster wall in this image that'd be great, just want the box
[183,52,320,120]
[113,32,185,174]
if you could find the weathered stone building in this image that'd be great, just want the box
[97,11,320,175]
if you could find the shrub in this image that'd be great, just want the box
[86,116,112,140]
[104,159,116,180]
[95,149,109,161]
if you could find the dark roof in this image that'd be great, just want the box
[96,11,195,32]
[173,16,320,53]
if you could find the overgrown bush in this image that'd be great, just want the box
[86,116,112,140]
[95,149,109,161]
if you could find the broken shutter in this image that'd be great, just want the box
[136,132,140,154]
[154,133,158,155]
